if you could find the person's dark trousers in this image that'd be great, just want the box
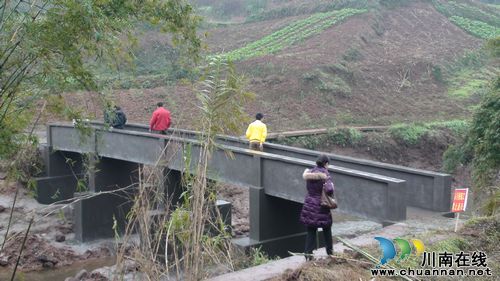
[152,130,167,135]
[304,225,333,259]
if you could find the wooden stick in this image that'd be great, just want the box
[10,216,34,281]
[1,187,19,251]
[454,212,460,232]
[288,251,374,265]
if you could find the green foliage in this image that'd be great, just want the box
[249,247,272,266]
[0,0,201,158]
[481,190,500,216]
[388,123,429,145]
[428,120,470,135]
[6,141,43,184]
[468,77,500,188]
[215,8,367,61]
[275,128,363,149]
[465,216,500,253]
[441,36,499,211]
[327,128,363,146]
[342,47,363,61]
[306,70,353,97]
[443,144,472,173]
[434,49,494,99]
[486,36,500,57]
[195,57,254,136]
[431,65,444,82]
[194,0,248,19]
[390,120,470,146]
[445,49,488,74]
[432,0,500,27]
[0,109,32,158]
[247,0,370,22]
[432,0,500,40]
[304,64,354,97]
[93,37,196,90]
[379,0,412,9]
[246,0,268,16]
[449,16,500,39]
[448,70,495,99]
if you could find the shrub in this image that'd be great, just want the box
[431,65,444,82]
[388,123,429,145]
[379,0,411,9]
[326,128,362,146]
[443,144,472,173]
[429,120,470,135]
[318,75,352,97]
[342,47,363,61]
[468,77,500,187]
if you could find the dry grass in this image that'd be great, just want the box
[269,256,386,281]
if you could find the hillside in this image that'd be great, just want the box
[63,0,499,132]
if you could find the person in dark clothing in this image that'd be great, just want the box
[104,105,127,129]
[299,154,334,260]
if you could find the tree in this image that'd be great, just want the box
[443,36,500,214]
[469,37,500,189]
[0,0,201,157]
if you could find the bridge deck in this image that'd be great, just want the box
[91,122,451,212]
[48,122,407,222]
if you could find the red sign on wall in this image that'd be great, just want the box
[451,188,469,213]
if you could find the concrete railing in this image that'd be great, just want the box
[48,123,407,222]
[91,122,450,212]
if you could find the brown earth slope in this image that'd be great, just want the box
[63,1,485,132]
[206,1,482,128]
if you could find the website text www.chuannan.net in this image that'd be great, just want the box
[371,267,493,277]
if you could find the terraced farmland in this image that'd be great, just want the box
[449,16,500,39]
[215,8,367,61]
[432,0,500,39]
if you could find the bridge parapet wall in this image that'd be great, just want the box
[115,123,450,213]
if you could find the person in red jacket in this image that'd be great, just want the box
[149,102,171,134]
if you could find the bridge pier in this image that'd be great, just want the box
[162,168,184,208]
[74,157,139,242]
[233,186,320,258]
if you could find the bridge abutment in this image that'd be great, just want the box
[35,145,84,204]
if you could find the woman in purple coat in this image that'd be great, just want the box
[299,154,334,260]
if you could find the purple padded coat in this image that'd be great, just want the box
[299,166,334,228]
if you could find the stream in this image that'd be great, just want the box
[0,256,115,281]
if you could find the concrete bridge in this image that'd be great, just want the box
[35,122,451,256]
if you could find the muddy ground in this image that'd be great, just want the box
[0,178,113,274]
[268,214,500,281]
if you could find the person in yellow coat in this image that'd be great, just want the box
[246,113,267,151]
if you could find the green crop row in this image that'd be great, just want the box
[432,0,500,39]
[432,0,500,27]
[213,8,367,61]
[449,16,500,39]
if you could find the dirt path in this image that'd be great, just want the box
[207,207,462,281]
